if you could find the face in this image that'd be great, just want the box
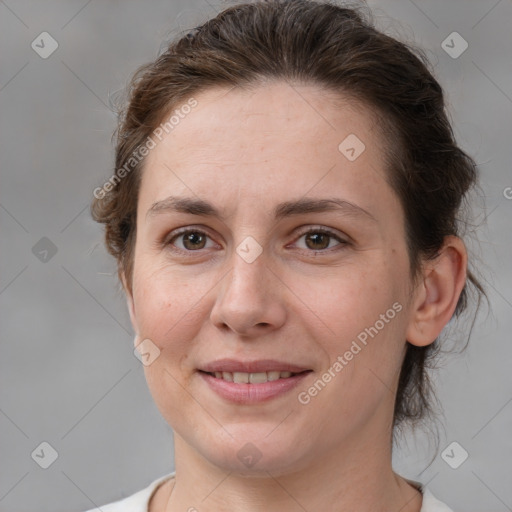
[125,81,417,475]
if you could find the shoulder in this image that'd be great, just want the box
[404,477,454,512]
[420,487,455,512]
[81,472,176,512]
[83,472,453,512]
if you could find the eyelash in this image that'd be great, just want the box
[164,226,349,255]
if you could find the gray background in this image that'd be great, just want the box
[0,0,511,510]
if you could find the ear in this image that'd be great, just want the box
[121,271,139,338]
[406,236,467,347]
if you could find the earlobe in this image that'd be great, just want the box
[406,236,467,347]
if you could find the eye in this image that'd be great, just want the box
[291,227,348,252]
[164,226,349,254]
[166,228,217,252]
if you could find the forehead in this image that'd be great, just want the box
[139,81,395,220]
[153,81,383,156]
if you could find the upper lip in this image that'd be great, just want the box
[199,359,312,374]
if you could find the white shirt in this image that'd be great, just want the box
[84,472,454,512]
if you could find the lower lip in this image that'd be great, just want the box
[198,371,312,404]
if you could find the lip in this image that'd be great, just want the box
[198,370,312,404]
[198,358,311,374]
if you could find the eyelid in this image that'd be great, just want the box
[293,225,348,239]
[164,224,349,254]
[289,225,350,250]
[164,225,219,251]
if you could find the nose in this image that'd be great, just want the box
[209,245,287,337]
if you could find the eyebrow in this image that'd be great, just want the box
[146,195,377,223]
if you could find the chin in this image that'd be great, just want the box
[198,433,309,478]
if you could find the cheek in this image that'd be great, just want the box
[133,261,213,342]
[133,265,211,424]
[290,262,401,344]
[290,261,407,402]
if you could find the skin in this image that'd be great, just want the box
[122,81,467,511]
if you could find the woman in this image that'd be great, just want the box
[88,1,484,510]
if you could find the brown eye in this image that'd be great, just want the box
[182,231,207,250]
[167,229,215,252]
[304,232,331,250]
[293,228,347,253]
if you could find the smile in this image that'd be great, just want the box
[204,370,304,383]
[198,369,312,404]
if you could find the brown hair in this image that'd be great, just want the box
[91,0,485,432]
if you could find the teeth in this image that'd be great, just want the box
[233,372,249,384]
[247,372,267,384]
[211,370,297,383]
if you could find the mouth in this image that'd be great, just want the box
[198,369,311,384]
[197,368,313,404]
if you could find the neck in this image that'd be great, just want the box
[158,421,422,512]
